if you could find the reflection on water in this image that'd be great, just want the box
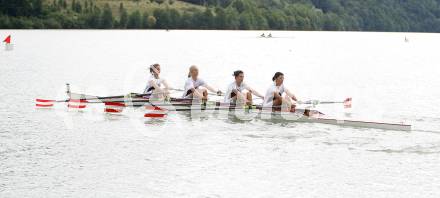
[366,146,440,155]
[144,117,168,126]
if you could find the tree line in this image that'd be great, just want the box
[1,0,440,32]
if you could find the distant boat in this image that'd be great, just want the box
[260,33,274,38]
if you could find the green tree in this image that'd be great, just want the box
[62,0,67,9]
[202,8,215,29]
[254,13,268,29]
[127,10,142,29]
[214,7,227,29]
[153,8,171,29]
[119,2,124,13]
[119,7,128,28]
[155,0,165,4]
[85,8,101,28]
[100,4,113,28]
[224,7,240,29]
[239,11,254,30]
[231,0,246,13]
[141,11,150,28]
[168,8,181,29]
[33,0,43,16]
[180,12,193,28]
[147,15,157,28]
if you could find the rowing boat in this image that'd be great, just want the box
[36,87,412,131]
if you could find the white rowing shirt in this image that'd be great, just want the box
[182,77,206,98]
[143,74,164,94]
[262,83,286,107]
[224,82,250,103]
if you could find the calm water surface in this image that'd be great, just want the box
[1,30,440,197]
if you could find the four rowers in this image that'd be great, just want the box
[144,64,298,110]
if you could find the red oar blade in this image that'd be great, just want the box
[104,102,126,113]
[144,105,168,118]
[68,99,88,109]
[145,105,166,111]
[144,113,167,118]
[35,99,55,107]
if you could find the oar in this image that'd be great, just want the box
[35,99,68,107]
[67,89,177,102]
[36,95,168,117]
[169,88,224,96]
[35,98,90,109]
[34,94,141,107]
[298,97,352,108]
[68,92,150,100]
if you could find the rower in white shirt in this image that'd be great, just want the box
[262,72,298,111]
[224,70,264,105]
[143,63,170,100]
[183,65,222,101]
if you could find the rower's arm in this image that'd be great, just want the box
[248,87,264,99]
[192,88,205,98]
[150,80,163,92]
[204,84,221,94]
[162,79,170,90]
[162,80,171,95]
[185,81,205,98]
[285,89,298,101]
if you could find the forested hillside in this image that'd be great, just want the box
[1,0,440,32]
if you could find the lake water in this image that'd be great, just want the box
[1,30,440,197]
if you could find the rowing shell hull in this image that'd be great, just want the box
[157,105,412,131]
[269,114,412,131]
[68,92,411,131]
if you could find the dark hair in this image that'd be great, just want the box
[233,70,244,77]
[272,72,284,81]
[150,63,160,73]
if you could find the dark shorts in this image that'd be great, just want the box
[273,92,282,101]
[185,89,193,97]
